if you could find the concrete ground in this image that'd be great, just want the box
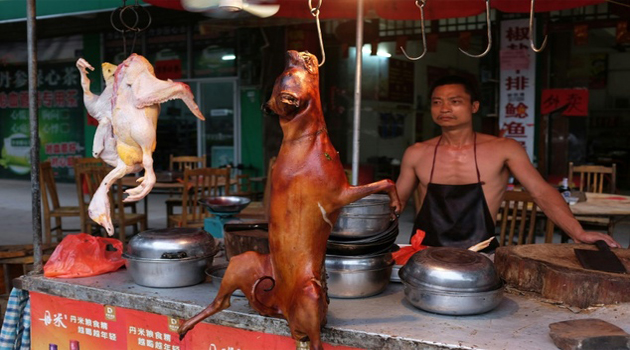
[1,178,628,247]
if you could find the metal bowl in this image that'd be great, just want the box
[399,247,501,293]
[325,251,394,298]
[331,194,393,239]
[206,264,245,297]
[199,196,251,214]
[402,281,504,315]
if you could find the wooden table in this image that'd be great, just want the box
[569,192,630,243]
[569,192,630,216]
[120,176,237,218]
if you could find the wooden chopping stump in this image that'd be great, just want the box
[494,244,630,308]
[223,229,270,260]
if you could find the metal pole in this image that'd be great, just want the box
[351,0,364,186]
[27,0,43,274]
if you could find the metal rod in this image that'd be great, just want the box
[351,0,364,186]
[27,0,43,274]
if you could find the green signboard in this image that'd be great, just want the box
[0,61,85,181]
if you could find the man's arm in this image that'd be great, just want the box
[503,139,619,247]
[395,145,421,213]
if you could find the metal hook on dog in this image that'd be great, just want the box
[529,0,548,52]
[401,0,427,61]
[308,0,325,66]
[459,0,492,58]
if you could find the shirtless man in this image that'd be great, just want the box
[396,75,619,248]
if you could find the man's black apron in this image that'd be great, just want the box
[412,133,497,250]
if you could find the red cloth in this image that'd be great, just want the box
[392,229,428,265]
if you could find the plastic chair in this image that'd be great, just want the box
[40,161,81,244]
[568,162,617,235]
[167,167,231,228]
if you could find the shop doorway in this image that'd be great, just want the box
[154,78,240,171]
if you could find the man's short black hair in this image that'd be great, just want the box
[429,75,480,103]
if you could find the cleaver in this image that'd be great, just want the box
[574,240,627,274]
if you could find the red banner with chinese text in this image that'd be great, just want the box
[540,89,589,116]
[30,292,363,350]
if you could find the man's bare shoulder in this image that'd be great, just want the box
[405,136,440,153]
[477,134,523,151]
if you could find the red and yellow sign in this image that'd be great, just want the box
[31,292,362,350]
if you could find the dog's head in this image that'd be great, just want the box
[262,51,320,121]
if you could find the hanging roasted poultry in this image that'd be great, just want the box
[76,54,205,235]
[177,51,401,350]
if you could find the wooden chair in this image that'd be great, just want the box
[568,162,617,235]
[40,161,82,244]
[165,155,207,222]
[498,190,555,246]
[74,164,147,245]
[239,156,276,220]
[568,162,616,194]
[232,174,254,199]
[169,155,207,172]
[167,167,232,228]
[74,158,138,229]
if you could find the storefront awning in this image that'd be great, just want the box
[0,0,147,23]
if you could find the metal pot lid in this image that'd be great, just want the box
[399,247,501,292]
[126,228,216,260]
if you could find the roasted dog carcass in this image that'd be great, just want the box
[178,51,401,350]
[76,54,205,235]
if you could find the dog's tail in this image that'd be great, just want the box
[250,275,279,316]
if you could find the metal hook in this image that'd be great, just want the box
[110,0,152,58]
[308,0,325,66]
[401,0,427,61]
[459,0,492,58]
[529,0,548,52]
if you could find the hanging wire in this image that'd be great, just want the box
[529,0,548,52]
[308,0,326,66]
[111,0,152,57]
[401,0,428,60]
[459,0,492,58]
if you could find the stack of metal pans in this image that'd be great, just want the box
[327,220,398,255]
[327,194,398,256]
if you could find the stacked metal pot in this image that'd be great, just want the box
[325,194,397,298]
[123,228,219,288]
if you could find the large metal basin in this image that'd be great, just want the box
[399,247,501,292]
[331,194,392,239]
[401,281,504,315]
[124,255,213,288]
[325,250,394,298]
[124,228,217,288]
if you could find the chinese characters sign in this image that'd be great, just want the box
[540,89,589,116]
[0,61,84,180]
[499,19,537,161]
[31,292,363,350]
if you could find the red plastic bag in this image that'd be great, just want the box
[392,229,429,265]
[44,233,125,278]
